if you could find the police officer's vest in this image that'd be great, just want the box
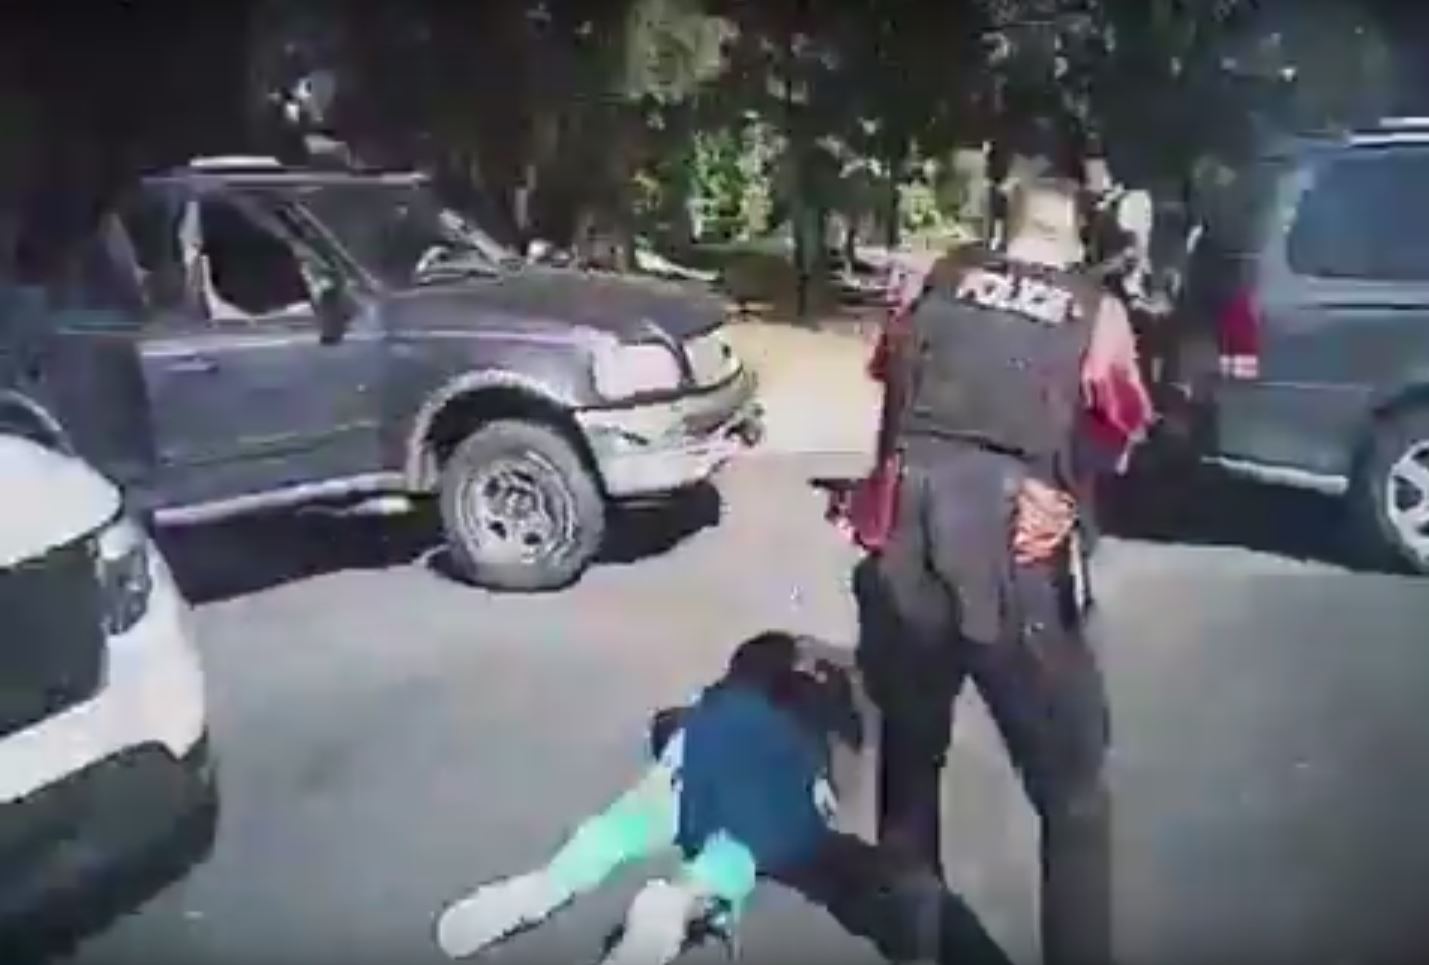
[896,245,1101,482]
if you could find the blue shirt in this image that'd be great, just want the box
[674,683,831,873]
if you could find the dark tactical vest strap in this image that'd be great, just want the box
[898,245,1100,484]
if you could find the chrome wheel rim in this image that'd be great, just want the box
[459,454,574,566]
[1386,439,1429,562]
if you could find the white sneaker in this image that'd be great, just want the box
[436,871,570,959]
[598,879,700,965]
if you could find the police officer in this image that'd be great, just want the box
[857,177,1139,965]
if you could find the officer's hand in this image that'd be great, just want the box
[1013,479,1076,565]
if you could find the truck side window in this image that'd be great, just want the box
[197,197,314,320]
[1289,155,1429,282]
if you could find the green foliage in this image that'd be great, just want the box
[240,0,1408,259]
[621,0,732,104]
[685,121,779,242]
[898,178,945,236]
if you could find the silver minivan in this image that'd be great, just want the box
[1164,121,1429,573]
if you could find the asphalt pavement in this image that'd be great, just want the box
[67,326,1429,965]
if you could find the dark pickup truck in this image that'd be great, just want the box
[0,159,763,591]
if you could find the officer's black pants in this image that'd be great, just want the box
[855,554,1112,965]
[775,830,1013,965]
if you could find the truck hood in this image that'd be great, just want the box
[385,267,728,342]
[0,436,121,568]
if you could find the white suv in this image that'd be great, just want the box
[0,422,215,957]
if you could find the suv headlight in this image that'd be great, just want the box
[592,342,682,400]
[96,515,153,637]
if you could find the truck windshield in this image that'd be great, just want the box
[294,182,520,288]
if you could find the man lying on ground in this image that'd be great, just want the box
[434,631,1012,965]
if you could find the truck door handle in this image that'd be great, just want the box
[166,353,220,375]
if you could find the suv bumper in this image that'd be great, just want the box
[578,368,764,498]
[0,735,218,958]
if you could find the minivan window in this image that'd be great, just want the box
[1288,153,1429,281]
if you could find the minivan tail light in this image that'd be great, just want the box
[1217,288,1261,380]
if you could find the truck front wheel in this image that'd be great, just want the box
[439,419,606,591]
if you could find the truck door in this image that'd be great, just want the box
[135,188,383,509]
[18,211,159,498]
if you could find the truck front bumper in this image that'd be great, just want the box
[577,369,764,498]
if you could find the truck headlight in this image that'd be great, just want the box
[592,342,682,400]
[96,516,153,637]
[684,328,741,387]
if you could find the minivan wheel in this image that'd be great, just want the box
[439,419,606,591]
[1352,408,1429,574]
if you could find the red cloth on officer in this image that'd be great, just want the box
[831,253,1154,551]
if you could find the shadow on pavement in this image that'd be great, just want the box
[809,469,1389,573]
[160,483,723,605]
[1095,468,1363,570]
[600,481,723,565]
[156,508,439,605]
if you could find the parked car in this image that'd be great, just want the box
[4,157,763,591]
[0,412,215,958]
[827,245,895,306]
[1159,120,1429,572]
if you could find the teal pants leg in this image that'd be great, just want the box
[542,733,759,939]
[545,737,683,897]
[680,831,759,928]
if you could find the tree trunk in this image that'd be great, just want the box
[884,139,905,249]
[606,107,638,273]
[783,5,815,325]
[884,175,901,249]
[514,161,538,244]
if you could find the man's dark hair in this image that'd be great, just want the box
[725,631,801,696]
[648,631,863,758]
[722,631,863,748]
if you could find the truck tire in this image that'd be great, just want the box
[439,419,606,591]
[1351,407,1429,574]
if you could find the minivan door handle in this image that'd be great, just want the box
[165,353,220,375]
